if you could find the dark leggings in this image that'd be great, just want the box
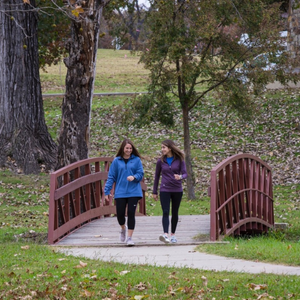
[115,197,140,230]
[160,191,183,234]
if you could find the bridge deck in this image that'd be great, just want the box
[54,215,211,247]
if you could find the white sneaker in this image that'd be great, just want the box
[159,234,170,244]
[170,235,177,243]
[120,226,127,242]
[126,237,135,246]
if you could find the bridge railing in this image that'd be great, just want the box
[209,153,274,241]
[48,157,147,244]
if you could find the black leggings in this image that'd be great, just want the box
[160,191,183,234]
[115,197,140,230]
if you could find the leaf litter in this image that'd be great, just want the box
[91,90,300,191]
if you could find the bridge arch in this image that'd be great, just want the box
[209,153,274,241]
[48,157,147,244]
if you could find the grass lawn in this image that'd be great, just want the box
[40,49,149,94]
[1,49,300,299]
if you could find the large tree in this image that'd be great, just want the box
[137,0,300,199]
[0,0,57,174]
[56,0,107,170]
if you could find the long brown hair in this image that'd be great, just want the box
[160,139,185,161]
[116,139,142,158]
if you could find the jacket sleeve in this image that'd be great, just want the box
[181,160,188,180]
[152,159,161,194]
[104,159,117,195]
[133,157,144,182]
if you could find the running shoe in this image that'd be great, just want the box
[120,226,127,242]
[159,234,170,244]
[126,237,135,246]
[170,235,177,243]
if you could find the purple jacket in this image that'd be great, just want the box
[152,158,188,194]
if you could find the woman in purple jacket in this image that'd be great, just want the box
[152,139,187,243]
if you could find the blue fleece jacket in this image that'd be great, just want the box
[104,154,144,199]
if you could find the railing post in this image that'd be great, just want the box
[210,170,217,241]
[48,173,57,244]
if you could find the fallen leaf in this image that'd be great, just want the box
[80,289,93,297]
[120,270,130,275]
[134,282,148,291]
[257,292,275,299]
[201,276,208,286]
[80,261,87,267]
[75,261,87,268]
[246,283,267,290]
[133,295,149,300]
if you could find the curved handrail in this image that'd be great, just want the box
[211,153,272,173]
[225,218,274,236]
[52,157,114,176]
[54,172,108,199]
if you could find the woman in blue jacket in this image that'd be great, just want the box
[152,139,187,244]
[104,139,144,246]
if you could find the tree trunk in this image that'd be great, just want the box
[182,102,196,200]
[288,0,300,56]
[56,1,104,170]
[0,0,57,174]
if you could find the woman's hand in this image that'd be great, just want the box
[152,194,158,201]
[174,174,182,180]
[127,175,135,181]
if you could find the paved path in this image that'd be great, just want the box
[53,215,300,275]
[266,80,300,89]
[57,245,300,276]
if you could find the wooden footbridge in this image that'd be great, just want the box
[48,154,274,246]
